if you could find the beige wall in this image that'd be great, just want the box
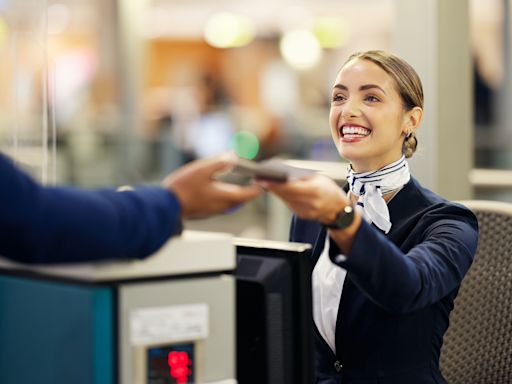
[394,0,473,200]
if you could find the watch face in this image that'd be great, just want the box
[326,206,354,229]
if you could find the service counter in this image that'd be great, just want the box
[0,231,236,384]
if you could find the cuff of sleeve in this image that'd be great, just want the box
[328,219,378,270]
[133,186,184,239]
[164,189,183,236]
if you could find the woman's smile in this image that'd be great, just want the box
[340,124,372,143]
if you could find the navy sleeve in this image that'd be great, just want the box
[0,154,182,264]
[332,208,479,314]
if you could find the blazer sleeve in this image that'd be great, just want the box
[331,205,479,314]
[0,154,182,264]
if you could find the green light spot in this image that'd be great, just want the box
[230,131,259,160]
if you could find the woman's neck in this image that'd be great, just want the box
[350,154,404,173]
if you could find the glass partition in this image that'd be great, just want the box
[0,0,56,184]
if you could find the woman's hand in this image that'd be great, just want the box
[259,174,349,224]
[261,174,362,254]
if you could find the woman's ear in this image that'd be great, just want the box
[403,106,423,135]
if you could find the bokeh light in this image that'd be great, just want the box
[279,29,322,70]
[230,131,259,160]
[313,16,349,49]
[204,12,255,48]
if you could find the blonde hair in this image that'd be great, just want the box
[343,50,423,158]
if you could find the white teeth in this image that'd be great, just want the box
[342,126,370,136]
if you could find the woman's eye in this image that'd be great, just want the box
[332,94,345,102]
[365,95,380,102]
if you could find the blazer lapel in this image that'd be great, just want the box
[385,177,422,243]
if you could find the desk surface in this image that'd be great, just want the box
[0,230,235,283]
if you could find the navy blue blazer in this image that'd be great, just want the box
[0,153,182,264]
[290,177,478,384]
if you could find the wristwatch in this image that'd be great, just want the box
[324,205,355,230]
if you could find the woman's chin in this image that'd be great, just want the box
[338,148,365,163]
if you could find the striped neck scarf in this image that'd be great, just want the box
[346,156,410,233]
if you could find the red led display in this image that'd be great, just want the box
[147,343,195,384]
[168,351,192,384]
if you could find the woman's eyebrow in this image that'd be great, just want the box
[360,84,386,94]
[333,83,386,95]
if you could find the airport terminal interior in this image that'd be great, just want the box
[1,0,511,240]
[0,0,511,383]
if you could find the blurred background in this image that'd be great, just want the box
[0,0,510,240]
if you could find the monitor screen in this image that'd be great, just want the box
[234,238,314,384]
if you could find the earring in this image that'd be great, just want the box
[405,130,414,140]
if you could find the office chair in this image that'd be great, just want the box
[440,200,512,383]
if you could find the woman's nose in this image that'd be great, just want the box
[342,99,360,118]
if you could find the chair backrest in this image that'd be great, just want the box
[440,200,512,383]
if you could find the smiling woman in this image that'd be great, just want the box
[329,51,423,172]
[261,50,479,384]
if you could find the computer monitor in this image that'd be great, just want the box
[234,238,314,384]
